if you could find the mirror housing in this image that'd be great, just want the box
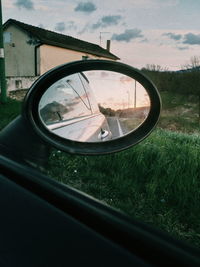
[23,60,161,155]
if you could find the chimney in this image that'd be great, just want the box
[106,40,111,52]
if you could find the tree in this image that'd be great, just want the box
[143,64,168,72]
[141,65,171,92]
[182,55,200,70]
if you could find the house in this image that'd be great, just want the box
[3,19,119,91]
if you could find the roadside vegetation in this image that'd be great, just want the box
[158,91,199,133]
[1,65,200,248]
[142,62,200,132]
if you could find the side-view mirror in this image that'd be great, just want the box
[0,60,161,167]
[23,60,161,155]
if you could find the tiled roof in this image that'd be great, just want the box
[3,19,119,60]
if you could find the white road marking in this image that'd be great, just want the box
[116,118,123,137]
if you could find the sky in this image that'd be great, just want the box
[85,71,149,109]
[2,0,200,70]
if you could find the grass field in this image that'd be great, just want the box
[1,94,200,248]
[158,91,200,133]
[47,129,200,248]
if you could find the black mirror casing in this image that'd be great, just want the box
[0,115,51,168]
[23,60,161,155]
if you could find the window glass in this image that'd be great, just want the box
[79,73,100,114]
[3,32,11,43]
[39,74,92,124]
[82,55,89,60]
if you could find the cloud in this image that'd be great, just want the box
[14,0,34,10]
[163,32,200,46]
[78,23,90,34]
[3,0,14,8]
[120,76,133,83]
[65,21,77,31]
[101,15,122,26]
[140,38,149,43]
[37,5,51,11]
[163,32,182,41]
[74,2,96,13]
[135,0,179,8]
[38,24,44,29]
[183,33,200,45]
[55,22,65,32]
[79,15,122,34]
[177,46,189,50]
[55,20,77,32]
[92,15,122,30]
[100,72,110,78]
[112,29,143,42]
[55,21,77,33]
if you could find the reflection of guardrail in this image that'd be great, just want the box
[116,118,123,137]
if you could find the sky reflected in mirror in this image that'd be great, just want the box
[84,70,150,110]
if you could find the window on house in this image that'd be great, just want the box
[82,55,89,60]
[15,80,22,89]
[3,32,12,44]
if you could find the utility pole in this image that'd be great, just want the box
[127,90,130,109]
[134,80,137,108]
[0,0,7,103]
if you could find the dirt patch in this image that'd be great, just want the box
[9,89,28,101]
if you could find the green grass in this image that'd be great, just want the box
[0,98,22,130]
[158,91,200,133]
[1,94,200,248]
[47,130,200,248]
[160,91,197,109]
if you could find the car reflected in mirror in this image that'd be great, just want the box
[39,71,150,142]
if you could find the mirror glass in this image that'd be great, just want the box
[39,71,150,142]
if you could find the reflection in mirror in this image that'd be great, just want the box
[39,71,150,142]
